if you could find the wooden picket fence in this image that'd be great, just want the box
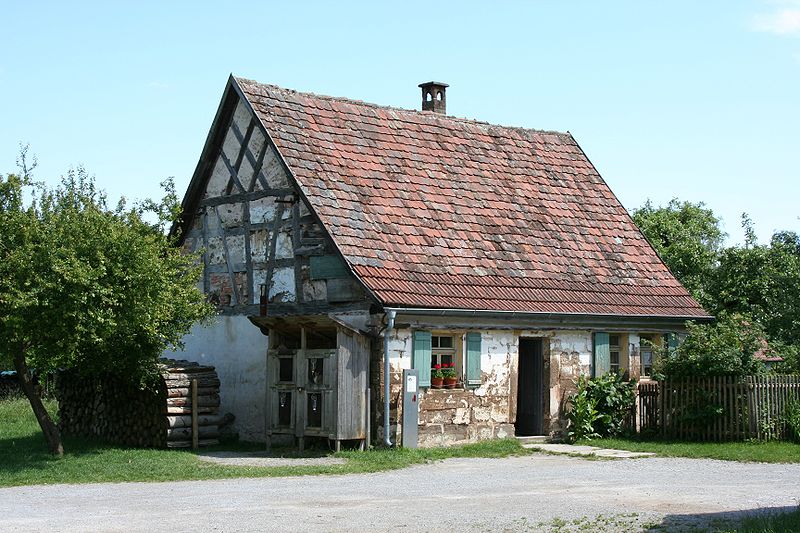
[635,375,800,441]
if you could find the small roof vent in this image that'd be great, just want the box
[418,81,448,114]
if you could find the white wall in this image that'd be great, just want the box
[163,315,267,441]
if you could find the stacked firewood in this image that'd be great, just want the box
[56,371,166,447]
[55,360,222,448]
[162,360,221,448]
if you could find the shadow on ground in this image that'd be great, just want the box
[647,505,799,532]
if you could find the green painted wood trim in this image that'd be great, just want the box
[413,331,432,387]
[465,332,482,387]
[309,255,348,280]
[594,332,610,377]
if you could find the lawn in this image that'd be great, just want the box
[579,437,800,463]
[0,397,529,487]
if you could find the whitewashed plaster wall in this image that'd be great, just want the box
[163,315,268,441]
[384,327,596,443]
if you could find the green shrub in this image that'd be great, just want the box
[657,313,767,378]
[785,400,800,443]
[565,380,601,443]
[566,373,636,443]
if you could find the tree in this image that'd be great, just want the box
[707,219,800,346]
[631,199,725,307]
[657,313,767,378]
[0,155,213,455]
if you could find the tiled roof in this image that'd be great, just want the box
[236,78,710,318]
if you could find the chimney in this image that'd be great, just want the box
[418,81,448,114]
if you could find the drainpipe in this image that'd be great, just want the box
[383,309,396,447]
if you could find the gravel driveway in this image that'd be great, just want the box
[1,453,798,532]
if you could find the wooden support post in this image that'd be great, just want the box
[365,386,371,451]
[191,379,199,450]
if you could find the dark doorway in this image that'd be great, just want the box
[516,338,544,436]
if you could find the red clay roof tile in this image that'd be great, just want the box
[236,78,710,318]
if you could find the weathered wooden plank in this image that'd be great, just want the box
[166,395,220,408]
[243,184,254,307]
[167,426,219,441]
[166,438,219,448]
[166,415,220,428]
[198,188,295,207]
[264,202,285,304]
[219,148,246,195]
[166,406,219,415]
[214,206,241,306]
[292,201,303,304]
[310,255,349,280]
[202,208,210,294]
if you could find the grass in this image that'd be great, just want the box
[576,436,800,463]
[0,397,529,487]
[730,506,800,532]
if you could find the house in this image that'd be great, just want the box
[168,75,711,447]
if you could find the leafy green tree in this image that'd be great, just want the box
[707,219,800,346]
[0,155,212,455]
[657,313,767,377]
[631,199,725,307]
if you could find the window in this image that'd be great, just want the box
[639,334,657,376]
[593,332,627,376]
[609,334,621,373]
[412,330,483,388]
[431,335,455,371]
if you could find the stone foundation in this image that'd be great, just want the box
[418,389,514,447]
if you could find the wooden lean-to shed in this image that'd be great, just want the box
[251,315,370,450]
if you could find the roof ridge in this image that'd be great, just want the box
[234,76,572,138]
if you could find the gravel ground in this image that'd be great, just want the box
[196,451,348,467]
[1,453,798,532]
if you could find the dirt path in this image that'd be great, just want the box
[1,454,798,532]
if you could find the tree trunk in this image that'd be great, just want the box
[14,351,64,456]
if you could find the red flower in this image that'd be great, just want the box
[435,364,441,369]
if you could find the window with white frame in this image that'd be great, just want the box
[412,330,483,388]
[431,335,456,371]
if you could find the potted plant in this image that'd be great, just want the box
[431,364,444,388]
[442,363,458,388]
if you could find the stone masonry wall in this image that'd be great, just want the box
[382,328,595,447]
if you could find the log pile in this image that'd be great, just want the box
[55,360,222,449]
[56,371,166,448]
[162,360,221,448]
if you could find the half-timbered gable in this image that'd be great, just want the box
[177,90,371,319]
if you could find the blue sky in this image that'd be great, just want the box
[2,1,798,244]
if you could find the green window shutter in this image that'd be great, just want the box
[413,331,432,387]
[594,332,610,377]
[465,332,482,387]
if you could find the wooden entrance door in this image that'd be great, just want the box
[516,338,544,436]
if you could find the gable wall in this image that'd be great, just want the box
[180,97,371,316]
[170,94,373,441]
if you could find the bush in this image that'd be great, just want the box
[566,373,636,443]
[657,313,767,378]
[786,400,800,443]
